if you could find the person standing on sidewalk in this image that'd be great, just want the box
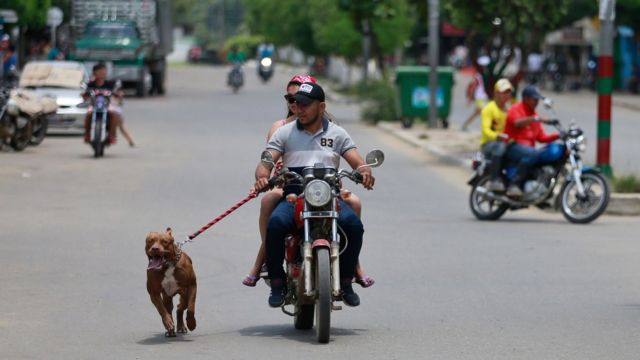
[461,56,490,131]
[479,79,513,192]
[503,85,559,197]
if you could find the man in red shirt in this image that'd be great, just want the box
[504,85,559,197]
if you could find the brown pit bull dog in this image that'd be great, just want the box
[145,228,197,337]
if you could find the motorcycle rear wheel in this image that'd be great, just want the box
[559,170,610,224]
[294,304,314,330]
[469,176,508,220]
[9,117,33,151]
[315,247,331,343]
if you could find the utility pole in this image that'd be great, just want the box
[597,0,615,177]
[427,0,439,128]
[362,19,371,83]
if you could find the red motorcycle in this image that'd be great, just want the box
[260,149,384,343]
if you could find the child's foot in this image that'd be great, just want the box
[355,275,375,288]
[242,274,259,287]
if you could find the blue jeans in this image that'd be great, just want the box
[506,143,538,185]
[481,141,507,179]
[265,199,363,285]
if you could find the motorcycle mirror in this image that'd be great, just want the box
[365,149,385,168]
[543,97,554,109]
[260,150,275,168]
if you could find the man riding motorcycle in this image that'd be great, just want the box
[504,85,560,197]
[253,82,374,308]
[83,62,135,146]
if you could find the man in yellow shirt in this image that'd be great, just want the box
[479,78,513,192]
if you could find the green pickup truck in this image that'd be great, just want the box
[70,0,173,96]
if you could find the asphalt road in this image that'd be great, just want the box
[2,64,640,359]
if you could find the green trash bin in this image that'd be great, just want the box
[395,66,454,128]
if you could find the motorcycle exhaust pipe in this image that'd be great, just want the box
[303,242,313,297]
[476,186,517,206]
[330,242,341,297]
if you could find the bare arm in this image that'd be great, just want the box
[253,149,282,192]
[343,149,375,190]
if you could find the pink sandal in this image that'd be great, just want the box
[355,275,375,288]
[242,275,259,287]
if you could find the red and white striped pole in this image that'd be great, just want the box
[596,0,615,177]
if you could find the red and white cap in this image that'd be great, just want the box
[287,74,316,89]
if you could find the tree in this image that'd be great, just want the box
[243,0,413,80]
[444,0,576,92]
[0,0,51,28]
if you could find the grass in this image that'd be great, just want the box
[612,174,640,193]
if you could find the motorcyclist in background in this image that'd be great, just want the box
[503,85,559,197]
[83,62,136,147]
[479,79,513,192]
[226,45,246,64]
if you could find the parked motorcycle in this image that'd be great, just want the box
[86,89,113,158]
[259,149,384,343]
[11,89,56,147]
[257,57,274,83]
[227,63,244,93]
[468,101,609,224]
[0,88,33,151]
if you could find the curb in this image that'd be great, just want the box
[377,122,640,217]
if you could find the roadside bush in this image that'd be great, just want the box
[355,80,398,124]
[613,174,640,193]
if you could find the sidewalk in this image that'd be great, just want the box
[378,121,640,216]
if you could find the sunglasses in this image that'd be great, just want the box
[284,94,296,104]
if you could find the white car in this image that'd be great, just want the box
[19,61,89,134]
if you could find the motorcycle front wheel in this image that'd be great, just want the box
[29,115,48,146]
[469,176,508,220]
[559,170,610,224]
[315,247,331,343]
[92,119,104,158]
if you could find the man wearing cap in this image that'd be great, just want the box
[253,82,374,308]
[504,85,559,197]
[479,78,513,192]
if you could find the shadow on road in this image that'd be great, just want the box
[137,333,195,345]
[238,324,366,344]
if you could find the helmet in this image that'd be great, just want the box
[287,74,316,89]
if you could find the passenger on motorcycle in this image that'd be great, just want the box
[83,62,136,146]
[253,82,374,308]
[479,79,513,192]
[226,45,246,64]
[504,85,559,197]
[243,75,374,289]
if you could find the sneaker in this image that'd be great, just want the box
[487,180,506,192]
[506,184,523,197]
[268,282,286,308]
[341,285,360,307]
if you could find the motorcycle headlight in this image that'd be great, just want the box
[6,99,19,116]
[304,179,332,207]
[260,57,272,67]
[574,135,587,152]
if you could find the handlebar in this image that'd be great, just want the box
[259,168,364,193]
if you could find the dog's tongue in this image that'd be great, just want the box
[148,257,164,270]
